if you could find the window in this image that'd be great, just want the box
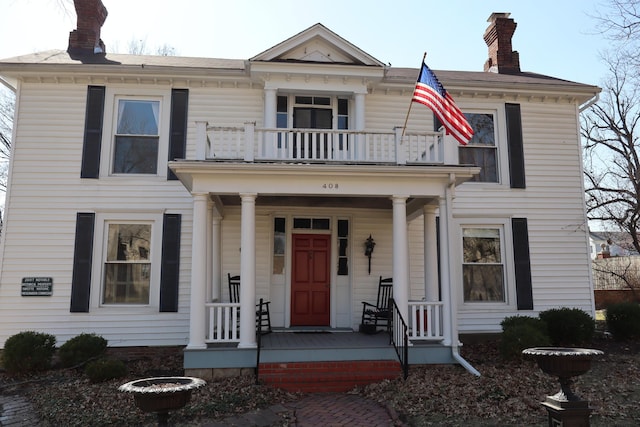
[337,219,349,275]
[459,113,498,182]
[273,217,286,275]
[462,227,505,302]
[113,99,160,174]
[293,217,330,230]
[103,223,152,304]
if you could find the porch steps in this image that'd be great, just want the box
[258,360,402,393]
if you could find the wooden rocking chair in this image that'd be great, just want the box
[360,276,393,334]
[228,273,272,334]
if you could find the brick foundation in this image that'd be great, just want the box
[257,360,402,393]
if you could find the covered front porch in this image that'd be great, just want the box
[170,127,480,373]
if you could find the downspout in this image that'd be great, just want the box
[444,174,481,376]
[579,93,599,113]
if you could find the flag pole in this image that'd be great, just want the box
[401,51,427,138]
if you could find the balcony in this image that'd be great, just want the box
[195,122,459,165]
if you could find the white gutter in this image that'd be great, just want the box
[579,93,600,112]
[0,76,16,93]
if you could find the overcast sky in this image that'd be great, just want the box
[1,0,612,87]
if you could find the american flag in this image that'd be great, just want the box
[411,62,473,145]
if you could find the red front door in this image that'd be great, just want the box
[291,234,331,326]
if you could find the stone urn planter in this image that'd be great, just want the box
[119,376,205,426]
[522,347,603,426]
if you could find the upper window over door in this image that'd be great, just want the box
[113,99,160,174]
[459,113,498,183]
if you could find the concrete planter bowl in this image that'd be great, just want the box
[119,376,206,426]
[523,347,603,426]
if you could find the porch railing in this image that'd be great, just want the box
[389,297,409,379]
[408,301,445,340]
[205,302,240,343]
[195,121,458,165]
[204,300,444,345]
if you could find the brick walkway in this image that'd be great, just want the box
[0,391,403,426]
[283,393,402,426]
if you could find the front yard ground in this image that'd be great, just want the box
[1,337,639,426]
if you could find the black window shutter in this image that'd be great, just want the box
[512,217,533,310]
[167,89,189,180]
[159,213,181,312]
[70,213,95,312]
[433,113,443,132]
[505,103,526,188]
[80,86,105,178]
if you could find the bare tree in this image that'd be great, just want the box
[0,86,14,193]
[592,0,640,66]
[582,52,640,253]
[122,38,177,56]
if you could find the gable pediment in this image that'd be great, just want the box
[251,23,384,67]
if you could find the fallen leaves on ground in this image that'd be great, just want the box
[2,338,639,426]
[361,339,640,426]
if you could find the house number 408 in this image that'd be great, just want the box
[322,183,339,189]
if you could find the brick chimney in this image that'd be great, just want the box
[483,12,520,74]
[67,0,108,55]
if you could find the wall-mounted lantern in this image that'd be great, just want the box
[364,234,376,274]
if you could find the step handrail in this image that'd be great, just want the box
[388,297,409,379]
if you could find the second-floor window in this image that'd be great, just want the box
[113,99,160,174]
[459,112,498,183]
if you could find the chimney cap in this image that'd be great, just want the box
[487,12,511,22]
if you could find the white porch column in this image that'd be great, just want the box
[210,213,222,302]
[423,205,439,301]
[439,193,454,346]
[354,92,366,160]
[263,88,277,158]
[392,195,409,321]
[239,193,257,348]
[187,193,208,349]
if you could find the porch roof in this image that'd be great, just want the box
[169,160,480,199]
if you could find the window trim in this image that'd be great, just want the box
[91,211,164,310]
[455,218,516,309]
[458,105,509,188]
[100,87,171,178]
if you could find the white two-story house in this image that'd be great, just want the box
[0,2,599,381]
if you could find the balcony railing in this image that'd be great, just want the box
[195,122,458,165]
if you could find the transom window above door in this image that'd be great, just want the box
[293,217,330,230]
[277,95,349,130]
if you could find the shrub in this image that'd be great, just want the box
[539,307,595,346]
[84,358,128,383]
[2,331,56,374]
[499,316,551,360]
[606,302,640,341]
[58,333,108,368]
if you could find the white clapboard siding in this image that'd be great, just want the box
[454,100,592,333]
[184,86,264,159]
[0,82,194,347]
